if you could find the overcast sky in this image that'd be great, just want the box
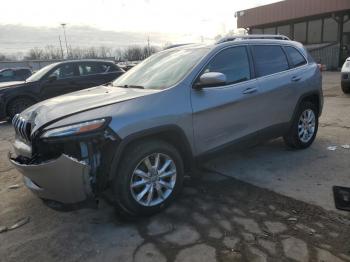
[1,0,281,38]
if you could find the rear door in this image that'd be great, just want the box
[250,44,295,129]
[76,62,123,89]
[191,46,264,154]
[40,63,80,99]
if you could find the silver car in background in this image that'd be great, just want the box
[10,36,323,217]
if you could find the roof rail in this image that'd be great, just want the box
[216,34,290,44]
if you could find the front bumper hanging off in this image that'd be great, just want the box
[10,154,92,204]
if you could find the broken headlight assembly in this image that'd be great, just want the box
[41,118,109,139]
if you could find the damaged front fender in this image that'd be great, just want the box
[10,154,92,204]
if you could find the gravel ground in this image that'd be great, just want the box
[0,72,349,262]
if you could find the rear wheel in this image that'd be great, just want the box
[283,101,318,149]
[7,97,35,120]
[113,139,184,217]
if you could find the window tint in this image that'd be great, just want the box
[16,69,31,77]
[202,46,250,85]
[285,46,307,68]
[79,63,110,76]
[49,64,75,79]
[1,70,14,77]
[252,45,289,77]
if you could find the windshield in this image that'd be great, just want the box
[26,62,59,82]
[112,46,209,90]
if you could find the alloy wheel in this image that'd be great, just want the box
[298,109,316,143]
[130,153,177,207]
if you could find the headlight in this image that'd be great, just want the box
[41,119,107,138]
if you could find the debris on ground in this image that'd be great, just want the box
[7,217,30,231]
[0,226,7,233]
[341,144,350,149]
[8,184,20,189]
[327,146,337,151]
[287,217,298,222]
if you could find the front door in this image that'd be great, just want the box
[191,46,262,155]
[40,63,80,99]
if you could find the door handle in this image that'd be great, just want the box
[291,76,302,82]
[243,87,258,94]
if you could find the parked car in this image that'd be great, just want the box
[0,60,124,119]
[10,37,323,217]
[341,57,350,94]
[0,68,32,82]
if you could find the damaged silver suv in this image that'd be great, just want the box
[10,37,323,216]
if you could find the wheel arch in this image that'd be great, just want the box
[5,94,38,114]
[108,125,194,180]
[291,91,322,125]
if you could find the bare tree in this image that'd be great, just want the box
[3,44,160,62]
[24,47,44,60]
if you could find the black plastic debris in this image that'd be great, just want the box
[333,186,350,211]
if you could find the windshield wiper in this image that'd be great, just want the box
[116,84,144,89]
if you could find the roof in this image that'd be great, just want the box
[216,34,290,44]
[237,0,350,28]
[60,59,115,64]
[0,67,31,72]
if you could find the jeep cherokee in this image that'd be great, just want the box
[10,38,323,216]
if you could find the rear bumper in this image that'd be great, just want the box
[9,154,92,204]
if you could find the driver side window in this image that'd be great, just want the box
[49,64,76,80]
[203,46,251,85]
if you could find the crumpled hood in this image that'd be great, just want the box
[0,81,26,90]
[20,85,160,131]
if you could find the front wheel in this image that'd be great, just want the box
[7,97,35,120]
[283,101,318,149]
[113,139,184,217]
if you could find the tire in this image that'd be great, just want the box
[7,97,35,120]
[283,101,318,149]
[341,83,350,94]
[112,139,184,217]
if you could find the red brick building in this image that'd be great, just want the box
[236,0,350,69]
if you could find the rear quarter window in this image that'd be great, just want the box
[251,45,289,77]
[285,46,307,68]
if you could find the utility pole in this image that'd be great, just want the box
[147,35,150,57]
[58,35,64,59]
[60,23,69,58]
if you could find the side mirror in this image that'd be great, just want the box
[48,75,57,82]
[194,72,226,89]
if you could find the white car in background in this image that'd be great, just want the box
[341,57,350,94]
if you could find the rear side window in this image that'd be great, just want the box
[16,69,31,77]
[107,63,121,72]
[252,45,289,77]
[285,46,307,68]
[79,62,110,76]
[202,46,250,85]
[1,70,14,77]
